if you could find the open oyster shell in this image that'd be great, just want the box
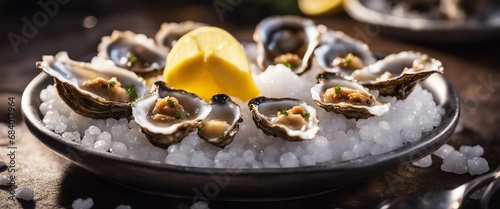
[197,94,242,147]
[253,15,321,75]
[132,81,211,148]
[351,51,444,99]
[155,21,206,50]
[36,51,148,119]
[311,72,390,119]
[98,30,168,78]
[248,97,320,141]
[314,30,376,75]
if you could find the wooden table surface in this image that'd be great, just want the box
[1,2,499,209]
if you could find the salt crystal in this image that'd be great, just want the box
[0,175,9,186]
[94,140,111,151]
[441,151,468,174]
[14,187,34,201]
[459,145,484,158]
[190,201,209,209]
[412,155,432,168]
[434,144,455,159]
[279,152,299,168]
[467,157,489,175]
[72,197,94,209]
[86,125,101,136]
[110,142,128,156]
[97,132,112,143]
[115,205,131,209]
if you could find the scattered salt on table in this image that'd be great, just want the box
[412,155,432,168]
[14,187,34,201]
[0,175,10,186]
[72,197,94,209]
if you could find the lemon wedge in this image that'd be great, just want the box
[298,0,344,16]
[164,26,260,101]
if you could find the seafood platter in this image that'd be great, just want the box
[22,15,459,199]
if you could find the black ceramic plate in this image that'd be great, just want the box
[344,0,500,43]
[22,72,459,201]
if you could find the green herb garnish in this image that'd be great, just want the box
[127,84,138,101]
[128,53,138,65]
[143,62,150,67]
[334,86,341,93]
[278,108,289,116]
[219,132,225,138]
[344,53,353,65]
[279,61,292,69]
[107,81,116,88]
[197,123,203,131]
[167,99,176,108]
[301,112,310,120]
[174,113,184,120]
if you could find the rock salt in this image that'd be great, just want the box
[72,197,94,209]
[14,187,34,201]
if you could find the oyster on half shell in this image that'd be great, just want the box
[311,72,390,119]
[155,21,206,50]
[98,30,168,78]
[254,15,321,75]
[248,97,320,141]
[197,94,243,147]
[132,81,211,148]
[36,51,148,119]
[351,51,444,99]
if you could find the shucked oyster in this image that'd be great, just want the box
[351,51,444,99]
[248,97,320,141]
[197,94,242,147]
[254,15,321,75]
[155,21,206,50]
[314,30,376,75]
[98,30,168,78]
[311,72,390,119]
[132,81,211,148]
[36,51,148,119]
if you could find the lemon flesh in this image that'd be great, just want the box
[164,26,260,101]
[298,0,344,16]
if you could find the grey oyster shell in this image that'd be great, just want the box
[155,21,206,50]
[197,94,242,147]
[132,81,212,148]
[248,97,320,141]
[36,51,148,119]
[351,51,444,99]
[253,15,321,75]
[314,29,376,75]
[310,72,390,119]
[98,30,168,78]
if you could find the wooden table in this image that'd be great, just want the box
[1,2,499,208]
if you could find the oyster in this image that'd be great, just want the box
[389,0,489,21]
[36,51,148,119]
[254,15,321,75]
[310,72,390,119]
[198,94,242,147]
[98,30,168,78]
[351,51,444,99]
[314,30,376,75]
[155,21,206,50]
[132,81,211,148]
[248,97,320,141]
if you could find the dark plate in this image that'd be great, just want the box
[22,72,459,201]
[343,0,500,43]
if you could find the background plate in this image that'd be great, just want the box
[22,72,459,201]
[343,0,500,43]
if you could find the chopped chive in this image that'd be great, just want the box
[127,84,138,101]
[344,53,353,65]
[174,113,183,120]
[334,86,341,93]
[279,61,292,69]
[167,99,176,108]
[219,132,225,138]
[302,112,310,120]
[107,81,116,88]
[128,53,138,65]
[278,108,289,116]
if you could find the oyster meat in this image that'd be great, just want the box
[132,81,211,148]
[351,51,444,99]
[155,21,206,50]
[314,30,376,75]
[36,51,148,119]
[248,97,320,141]
[254,15,321,75]
[98,30,168,78]
[198,94,243,147]
[311,72,390,119]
